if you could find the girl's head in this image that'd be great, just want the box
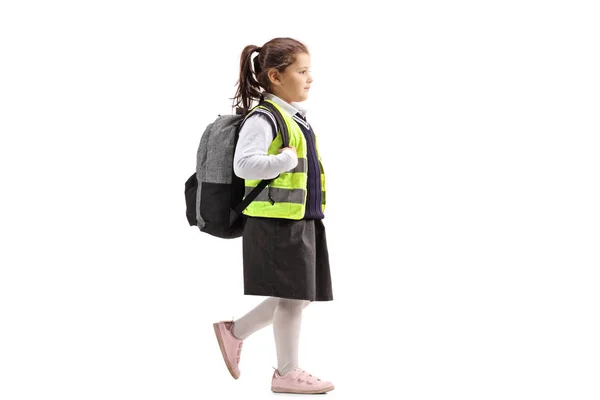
[232,37,312,115]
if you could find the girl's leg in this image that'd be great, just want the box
[273,298,306,376]
[269,298,334,393]
[232,297,310,340]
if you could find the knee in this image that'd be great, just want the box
[277,298,308,312]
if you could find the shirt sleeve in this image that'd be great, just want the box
[233,113,298,180]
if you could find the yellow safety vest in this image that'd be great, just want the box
[242,100,326,219]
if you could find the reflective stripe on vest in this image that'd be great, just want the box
[244,186,305,204]
[288,158,307,174]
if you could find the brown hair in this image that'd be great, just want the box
[232,37,309,116]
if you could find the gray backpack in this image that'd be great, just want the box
[184,101,290,238]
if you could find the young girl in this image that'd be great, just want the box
[212,37,334,394]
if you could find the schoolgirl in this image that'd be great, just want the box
[212,37,334,394]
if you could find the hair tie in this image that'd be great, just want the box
[255,47,262,53]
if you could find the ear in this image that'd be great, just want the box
[267,68,283,87]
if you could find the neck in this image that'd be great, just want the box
[270,90,294,105]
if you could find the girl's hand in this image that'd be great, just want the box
[278,146,297,155]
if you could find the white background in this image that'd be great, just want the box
[1,1,599,399]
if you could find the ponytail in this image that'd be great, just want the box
[232,45,262,116]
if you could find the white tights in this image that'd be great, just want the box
[232,297,310,376]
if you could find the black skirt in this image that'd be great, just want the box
[242,216,333,301]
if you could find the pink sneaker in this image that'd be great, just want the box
[271,368,335,394]
[213,320,243,379]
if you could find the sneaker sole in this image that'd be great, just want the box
[213,322,240,380]
[271,385,335,394]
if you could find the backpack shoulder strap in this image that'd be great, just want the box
[258,101,290,148]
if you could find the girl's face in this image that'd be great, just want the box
[269,52,312,104]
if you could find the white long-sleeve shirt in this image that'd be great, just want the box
[233,92,308,180]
